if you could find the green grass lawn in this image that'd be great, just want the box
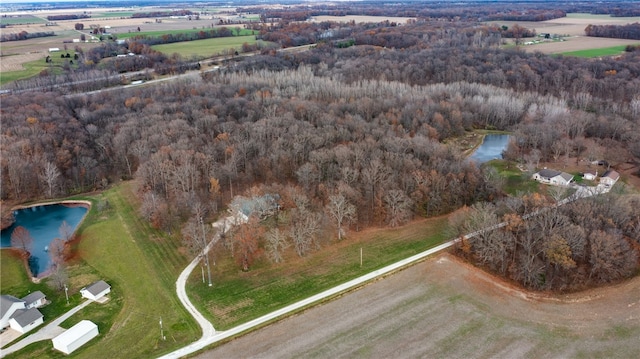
[486,160,540,195]
[2,184,199,359]
[0,16,47,25]
[188,216,451,330]
[151,35,257,57]
[118,28,255,39]
[0,51,78,86]
[561,45,636,58]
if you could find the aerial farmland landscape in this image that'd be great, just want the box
[1,1,639,358]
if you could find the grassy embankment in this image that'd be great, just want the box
[561,45,638,58]
[151,35,258,57]
[187,216,451,331]
[2,183,199,359]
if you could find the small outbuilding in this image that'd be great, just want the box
[80,280,111,301]
[583,171,597,181]
[9,308,44,334]
[52,320,99,355]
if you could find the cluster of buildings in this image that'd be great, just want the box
[532,168,620,187]
[1,279,111,355]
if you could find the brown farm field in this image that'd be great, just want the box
[197,253,640,358]
[492,13,640,54]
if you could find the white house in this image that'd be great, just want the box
[600,170,620,187]
[9,308,44,334]
[583,171,597,181]
[533,169,574,186]
[0,295,26,330]
[52,320,99,354]
[23,291,46,309]
[80,280,111,301]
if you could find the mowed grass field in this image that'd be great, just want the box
[0,16,47,25]
[3,183,200,359]
[0,51,77,86]
[188,215,451,330]
[151,35,257,57]
[561,44,637,57]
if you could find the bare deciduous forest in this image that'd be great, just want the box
[1,1,639,289]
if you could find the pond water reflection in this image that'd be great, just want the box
[468,134,511,164]
[1,203,88,277]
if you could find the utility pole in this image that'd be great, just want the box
[199,215,212,287]
[360,247,363,267]
[64,284,69,304]
[160,317,165,340]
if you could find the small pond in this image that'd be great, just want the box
[1,203,88,277]
[468,134,511,164]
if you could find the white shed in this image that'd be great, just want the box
[52,320,99,354]
[80,280,111,301]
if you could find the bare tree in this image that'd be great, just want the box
[289,210,322,256]
[326,193,356,240]
[48,263,69,293]
[11,226,33,258]
[181,202,214,286]
[265,228,288,263]
[42,161,61,198]
[59,221,74,242]
[383,189,413,227]
[49,238,66,267]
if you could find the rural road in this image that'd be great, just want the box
[0,300,91,358]
[157,237,457,359]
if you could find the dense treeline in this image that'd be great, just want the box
[585,23,640,40]
[454,193,640,290]
[131,10,194,19]
[126,27,248,46]
[46,14,90,21]
[0,31,54,42]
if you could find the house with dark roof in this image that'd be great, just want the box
[80,280,111,301]
[228,194,280,224]
[533,169,574,186]
[600,170,620,187]
[9,307,44,334]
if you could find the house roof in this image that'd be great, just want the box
[22,291,46,306]
[559,172,574,182]
[537,169,561,178]
[83,280,110,296]
[1,295,24,318]
[10,308,43,327]
[602,170,620,180]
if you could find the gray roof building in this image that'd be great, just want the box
[10,308,43,327]
[22,291,46,308]
[83,280,110,297]
[1,295,24,319]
